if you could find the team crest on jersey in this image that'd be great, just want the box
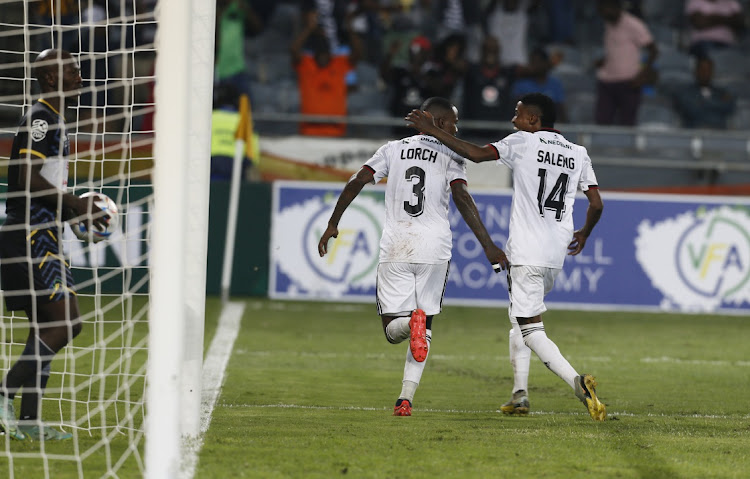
[31,119,49,142]
[635,206,750,312]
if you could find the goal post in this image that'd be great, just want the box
[147,0,215,476]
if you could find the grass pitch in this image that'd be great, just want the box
[198,299,750,479]
[1,297,748,478]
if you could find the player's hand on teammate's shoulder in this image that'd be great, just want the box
[485,244,510,273]
[405,109,436,134]
[568,229,589,256]
[318,225,339,257]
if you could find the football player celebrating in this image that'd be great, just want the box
[406,93,607,421]
[319,97,508,416]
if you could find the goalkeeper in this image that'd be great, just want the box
[0,49,108,441]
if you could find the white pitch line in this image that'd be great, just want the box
[233,349,750,367]
[219,403,750,420]
[181,301,245,479]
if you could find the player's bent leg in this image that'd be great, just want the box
[574,374,606,421]
[518,319,578,389]
[382,315,411,344]
[394,326,432,416]
[14,299,82,437]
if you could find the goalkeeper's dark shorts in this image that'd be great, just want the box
[0,226,76,311]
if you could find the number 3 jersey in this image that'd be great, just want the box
[364,135,468,264]
[489,129,598,269]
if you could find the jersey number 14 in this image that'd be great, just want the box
[537,168,569,221]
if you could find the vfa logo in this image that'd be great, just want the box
[676,207,750,299]
[636,206,750,311]
[307,191,382,287]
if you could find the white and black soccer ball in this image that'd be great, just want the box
[70,192,119,243]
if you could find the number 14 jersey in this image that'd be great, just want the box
[489,129,599,269]
[365,135,468,264]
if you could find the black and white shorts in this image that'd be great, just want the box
[507,265,559,319]
[375,261,450,316]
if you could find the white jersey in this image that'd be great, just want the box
[490,129,599,268]
[365,135,468,263]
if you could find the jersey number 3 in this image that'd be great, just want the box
[403,166,425,217]
[537,168,569,221]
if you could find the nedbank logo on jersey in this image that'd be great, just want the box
[636,206,750,312]
[271,187,383,299]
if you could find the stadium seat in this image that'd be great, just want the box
[730,101,750,130]
[557,71,596,96]
[637,100,678,129]
[566,92,596,124]
[656,47,692,72]
[711,49,750,79]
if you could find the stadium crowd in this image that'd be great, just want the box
[217,0,750,137]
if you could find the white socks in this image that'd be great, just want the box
[399,329,431,402]
[520,322,577,389]
[508,323,531,393]
[385,316,411,344]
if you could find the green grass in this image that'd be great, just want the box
[198,299,750,479]
[2,297,749,478]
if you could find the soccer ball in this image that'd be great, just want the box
[70,192,119,243]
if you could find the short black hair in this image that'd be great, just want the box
[420,97,455,117]
[519,92,556,128]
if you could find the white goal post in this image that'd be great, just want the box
[148,0,215,476]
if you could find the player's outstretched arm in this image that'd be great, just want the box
[451,181,509,271]
[404,110,496,163]
[318,166,375,257]
[568,188,604,256]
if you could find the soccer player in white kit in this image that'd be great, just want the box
[405,93,606,421]
[318,97,509,416]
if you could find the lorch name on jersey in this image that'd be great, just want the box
[400,147,438,163]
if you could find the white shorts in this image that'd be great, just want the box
[507,265,560,318]
[376,262,450,316]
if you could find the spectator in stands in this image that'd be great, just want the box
[462,35,516,134]
[347,0,386,65]
[215,0,254,96]
[511,48,567,122]
[685,0,746,57]
[423,33,468,101]
[301,0,349,53]
[671,55,736,129]
[291,10,362,137]
[483,0,541,69]
[381,35,433,136]
[542,0,575,45]
[594,0,657,126]
[435,0,483,62]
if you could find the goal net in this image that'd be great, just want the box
[0,1,212,477]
